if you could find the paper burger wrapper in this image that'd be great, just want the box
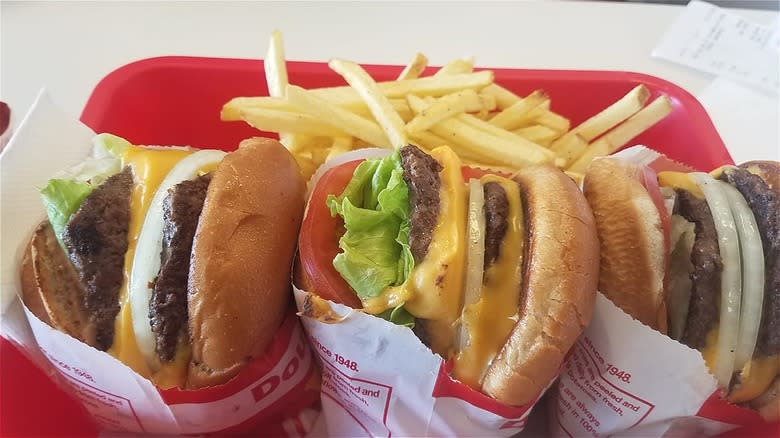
[549,148,771,437]
[293,287,548,437]
[0,91,320,436]
[549,294,767,437]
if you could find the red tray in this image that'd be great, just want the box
[2,56,774,437]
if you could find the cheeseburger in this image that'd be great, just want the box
[296,144,599,405]
[20,135,305,389]
[583,157,779,421]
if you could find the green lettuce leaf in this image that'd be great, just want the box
[40,179,94,242]
[40,133,131,246]
[327,151,414,314]
[377,305,415,328]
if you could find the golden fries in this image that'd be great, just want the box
[566,95,673,173]
[514,125,561,146]
[286,85,390,148]
[405,90,480,134]
[398,53,429,80]
[488,90,549,130]
[435,58,475,76]
[407,95,554,167]
[329,58,408,148]
[240,107,347,137]
[223,31,675,180]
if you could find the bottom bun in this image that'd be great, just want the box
[481,164,599,405]
[582,158,667,332]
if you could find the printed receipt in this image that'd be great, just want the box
[653,0,779,94]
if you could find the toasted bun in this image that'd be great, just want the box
[187,138,305,389]
[20,222,96,345]
[582,158,668,332]
[740,160,780,191]
[481,164,599,405]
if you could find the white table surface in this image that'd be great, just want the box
[2,0,778,161]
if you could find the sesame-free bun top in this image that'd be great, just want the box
[187,137,305,389]
[481,164,600,405]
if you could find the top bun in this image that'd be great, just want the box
[481,164,599,405]
[187,137,305,389]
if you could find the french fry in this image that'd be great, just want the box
[549,133,589,166]
[407,95,554,167]
[265,30,288,98]
[286,84,390,147]
[309,71,493,108]
[567,137,611,174]
[434,57,475,76]
[477,94,497,112]
[532,109,570,132]
[326,136,354,162]
[408,130,449,151]
[514,125,561,146]
[457,113,553,158]
[488,90,550,130]
[329,58,408,148]
[231,31,677,176]
[240,107,348,138]
[480,84,521,110]
[264,30,294,146]
[397,53,429,80]
[222,96,297,120]
[564,95,671,168]
[405,89,481,134]
[569,84,650,142]
[229,73,494,115]
[600,95,673,153]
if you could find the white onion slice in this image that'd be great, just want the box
[719,181,764,370]
[457,179,486,352]
[691,173,742,389]
[129,149,226,369]
[668,214,695,341]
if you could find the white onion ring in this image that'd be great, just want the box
[691,173,742,390]
[129,149,226,370]
[719,181,764,371]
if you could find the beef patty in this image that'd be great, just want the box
[483,182,509,270]
[721,167,780,356]
[150,174,212,361]
[400,145,442,262]
[674,189,723,350]
[62,167,133,351]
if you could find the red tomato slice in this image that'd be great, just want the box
[639,165,671,289]
[298,160,364,308]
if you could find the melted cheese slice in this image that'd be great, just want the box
[658,171,704,198]
[453,175,524,388]
[728,354,779,403]
[362,146,467,358]
[109,145,192,388]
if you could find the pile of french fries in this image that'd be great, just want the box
[222,31,673,181]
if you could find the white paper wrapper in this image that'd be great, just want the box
[0,91,320,436]
[293,287,542,437]
[548,148,770,437]
[549,294,766,437]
